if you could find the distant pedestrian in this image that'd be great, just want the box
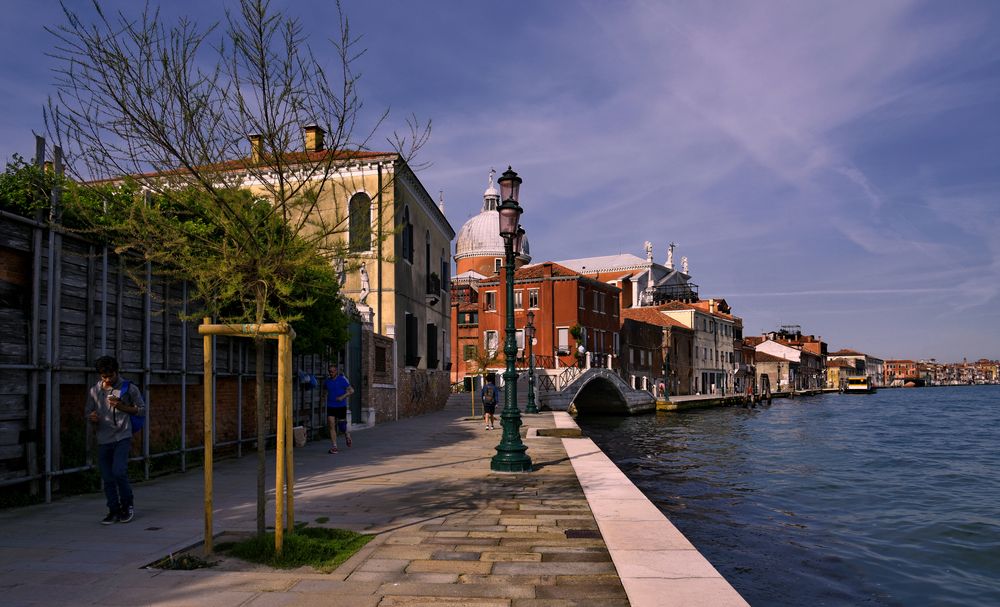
[323,365,354,453]
[481,375,500,430]
[86,355,145,525]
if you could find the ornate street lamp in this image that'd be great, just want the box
[491,167,532,472]
[525,310,538,413]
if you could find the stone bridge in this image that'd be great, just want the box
[539,367,655,415]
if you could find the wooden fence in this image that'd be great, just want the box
[0,208,335,501]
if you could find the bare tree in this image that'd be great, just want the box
[45,0,429,535]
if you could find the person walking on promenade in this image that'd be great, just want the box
[86,355,145,525]
[323,364,354,453]
[481,375,499,430]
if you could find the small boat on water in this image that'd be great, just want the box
[844,376,876,394]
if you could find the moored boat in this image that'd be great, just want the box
[844,376,876,394]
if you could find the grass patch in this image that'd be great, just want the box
[314,516,329,524]
[150,553,218,570]
[216,526,373,573]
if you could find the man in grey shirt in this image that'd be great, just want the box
[86,355,145,524]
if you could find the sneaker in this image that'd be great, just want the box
[328,447,338,454]
[345,435,352,448]
[119,506,135,524]
[101,511,119,525]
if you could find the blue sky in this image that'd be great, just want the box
[2,1,999,362]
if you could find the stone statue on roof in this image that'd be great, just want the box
[681,256,689,274]
[359,263,370,304]
[336,258,346,287]
[644,241,653,262]
[667,242,675,269]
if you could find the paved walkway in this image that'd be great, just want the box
[0,395,747,606]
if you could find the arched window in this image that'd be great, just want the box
[348,192,372,252]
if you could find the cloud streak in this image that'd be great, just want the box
[1,0,998,360]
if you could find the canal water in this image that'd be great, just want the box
[575,385,1000,606]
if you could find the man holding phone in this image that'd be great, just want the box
[86,355,145,524]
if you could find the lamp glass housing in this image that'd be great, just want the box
[512,227,525,252]
[498,200,521,238]
[498,166,521,203]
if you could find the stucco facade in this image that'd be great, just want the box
[250,149,454,372]
[659,301,738,394]
[240,129,455,419]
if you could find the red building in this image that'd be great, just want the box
[451,261,621,383]
[885,359,918,384]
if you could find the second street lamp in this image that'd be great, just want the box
[491,167,532,473]
[525,310,538,413]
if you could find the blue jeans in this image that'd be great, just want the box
[98,438,132,513]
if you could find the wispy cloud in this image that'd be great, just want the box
[2,0,998,359]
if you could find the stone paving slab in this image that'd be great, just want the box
[0,398,617,606]
[0,394,749,606]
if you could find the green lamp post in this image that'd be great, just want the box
[525,310,539,413]
[491,167,532,472]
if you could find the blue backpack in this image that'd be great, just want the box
[120,380,144,434]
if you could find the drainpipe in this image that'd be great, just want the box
[377,164,383,333]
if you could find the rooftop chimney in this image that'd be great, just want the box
[304,125,325,152]
[249,134,262,162]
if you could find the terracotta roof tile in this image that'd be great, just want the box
[91,149,395,183]
[621,307,690,329]
[755,351,792,363]
[477,263,619,292]
[827,360,855,368]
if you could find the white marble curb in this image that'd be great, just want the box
[562,429,750,607]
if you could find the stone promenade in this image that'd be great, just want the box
[0,394,748,606]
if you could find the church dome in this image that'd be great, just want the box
[454,169,530,262]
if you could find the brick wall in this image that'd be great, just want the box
[397,368,450,418]
[59,377,280,454]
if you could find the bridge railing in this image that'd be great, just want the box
[515,354,557,371]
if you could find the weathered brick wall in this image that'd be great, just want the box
[361,325,397,424]
[397,368,450,418]
[370,386,397,424]
[58,377,280,455]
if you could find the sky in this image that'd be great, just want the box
[2,0,999,362]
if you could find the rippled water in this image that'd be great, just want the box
[576,385,1000,607]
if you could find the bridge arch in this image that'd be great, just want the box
[571,375,632,415]
[539,367,655,415]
